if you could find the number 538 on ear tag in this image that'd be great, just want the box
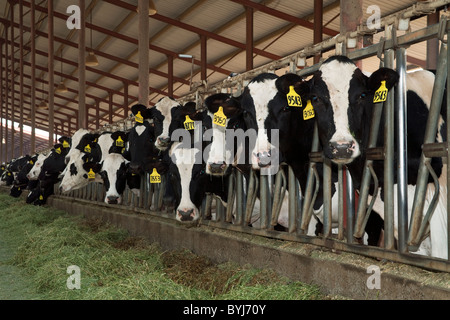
[150,168,161,184]
[213,106,227,127]
[373,80,388,103]
[303,100,315,120]
[286,86,302,107]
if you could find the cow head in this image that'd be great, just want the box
[64,128,90,164]
[301,56,398,164]
[128,105,160,175]
[169,142,206,222]
[97,153,129,205]
[147,97,182,150]
[203,93,244,176]
[27,153,49,180]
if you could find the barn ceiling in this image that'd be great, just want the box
[0,0,448,159]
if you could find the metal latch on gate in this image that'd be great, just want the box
[422,142,448,158]
[366,147,384,161]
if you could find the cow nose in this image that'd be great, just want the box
[177,208,194,221]
[158,137,170,145]
[129,163,141,175]
[107,196,119,204]
[256,151,271,167]
[208,162,226,174]
[329,141,356,158]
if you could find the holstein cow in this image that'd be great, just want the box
[165,101,234,222]
[27,143,68,205]
[298,55,447,259]
[10,155,38,198]
[150,97,184,151]
[59,132,114,192]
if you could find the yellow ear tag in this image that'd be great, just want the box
[29,160,34,165]
[88,168,96,180]
[55,147,61,154]
[63,140,70,148]
[116,136,124,147]
[184,115,195,131]
[286,85,302,107]
[150,168,161,184]
[84,144,91,153]
[373,80,388,103]
[7,172,11,176]
[135,111,144,123]
[39,195,44,200]
[303,100,315,120]
[213,106,227,127]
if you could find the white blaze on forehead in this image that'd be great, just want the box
[103,153,127,201]
[319,60,358,144]
[28,153,50,180]
[59,150,89,192]
[170,143,200,211]
[154,97,178,138]
[247,77,278,155]
[205,111,231,167]
[97,133,113,163]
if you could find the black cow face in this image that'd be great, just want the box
[301,56,398,164]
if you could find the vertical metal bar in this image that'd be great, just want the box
[396,46,408,253]
[383,25,395,250]
[346,168,355,243]
[246,6,253,71]
[288,166,298,233]
[260,174,269,229]
[409,41,448,249]
[48,0,55,148]
[338,165,344,240]
[236,169,244,225]
[4,25,8,163]
[314,0,323,64]
[447,29,450,260]
[10,2,14,159]
[226,172,235,223]
[138,0,149,106]
[0,41,3,163]
[78,0,86,129]
[19,0,24,155]
[323,157,332,238]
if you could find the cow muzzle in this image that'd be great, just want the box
[207,161,227,175]
[156,136,171,149]
[253,150,272,168]
[176,208,198,222]
[328,140,358,163]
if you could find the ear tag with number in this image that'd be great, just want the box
[135,111,144,123]
[63,140,70,148]
[303,100,315,120]
[373,80,388,103]
[184,115,195,131]
[84,144,91,153]
[55,147,61,154]
[286,85,302,107]
[88,168,96,180]
[150,168,161,184]
[213,107,227,127]
[116,136,124,147]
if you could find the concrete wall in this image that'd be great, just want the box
[47,195,450,300]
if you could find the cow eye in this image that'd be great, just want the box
[359,92,367,99]
[311,95,319,102]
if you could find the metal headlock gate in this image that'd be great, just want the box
[52,1,450,273]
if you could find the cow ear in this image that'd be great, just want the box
[368,68,399,92]
[204,93,230,113]
[275,73,304,94]
[131,104,147,116]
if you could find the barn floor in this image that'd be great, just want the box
[44,193,450,300]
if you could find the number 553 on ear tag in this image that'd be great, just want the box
[213,106,227,127]
[373,80,388,103]
[303,100,315,120]
[150,168,161,184]
[286,85,302,107]
[184,115,195,131]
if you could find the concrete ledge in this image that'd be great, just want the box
[47,195,450,300]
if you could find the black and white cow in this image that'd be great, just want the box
[298,55,447,258]
[59,131,113,192]
[10,154,38,198]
